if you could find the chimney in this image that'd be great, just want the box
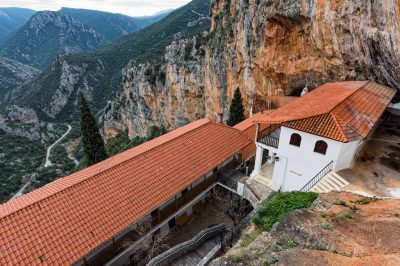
[301,85,309,96]
[217,113,224,123]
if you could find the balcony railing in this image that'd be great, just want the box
[257,125,281,149]
[259,135,280,148]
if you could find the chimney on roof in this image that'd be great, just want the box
[217,113,224,123]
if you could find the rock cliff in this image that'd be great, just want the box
[0,56,39,100]
[102,0,400,138]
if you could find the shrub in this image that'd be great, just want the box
[263,257,279,266]
[349,205,359,212]
[334,200,347,207]
[285,238,296,248]
[337,213,352,219]
[320,222,332,230]
[252,192,318,231]
[240,229,261,247]
[320,211,329,218]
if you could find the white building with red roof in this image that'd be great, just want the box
[250,81,396,193]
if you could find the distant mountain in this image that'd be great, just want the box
[0,8,36,45]
[0,11,107,69]
[0,56,39,100]
[15,0,211,120]
[60,7,171,42]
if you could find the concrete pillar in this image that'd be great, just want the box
[251,145,263,178]
[268,150,275,163]
[271,156,287,191]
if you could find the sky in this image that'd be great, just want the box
[0,0,191,17]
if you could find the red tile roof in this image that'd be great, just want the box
[255,81,396,142]
[0,118,252,266]
[234,112,273,160]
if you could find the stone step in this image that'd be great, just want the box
[253,175,272,187]
[170,237,221,266]
[310,172,349,193]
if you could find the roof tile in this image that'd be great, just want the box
[0,118,251,265]
[255,81,396,142]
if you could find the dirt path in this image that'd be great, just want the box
[44,125,72,168]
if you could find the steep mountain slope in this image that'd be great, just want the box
[14,0,211,120]
[0,11,107,69]
[59,8,171,42]
[100,0,400,138]
[0,7,36,45]
[0,56,39,100]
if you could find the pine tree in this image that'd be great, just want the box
[227,88,245,126]
[79,92,108,166]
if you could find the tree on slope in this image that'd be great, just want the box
[79,92,108,166]
[227,88,245,126]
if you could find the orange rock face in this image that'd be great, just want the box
[102,0,400,138]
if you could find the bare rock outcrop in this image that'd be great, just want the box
[211,192,400,265]
[102,0,400,138]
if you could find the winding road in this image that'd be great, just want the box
[10,125,72,201]
[44,125,72,167]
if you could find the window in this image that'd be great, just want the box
[289,133,302,147]
[314,140,328,155]
[181,187,189,196]
[168,217,176,229]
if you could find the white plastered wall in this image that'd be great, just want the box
[272,127,360,191]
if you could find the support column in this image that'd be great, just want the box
[251,145,263,178]
[268,150,276,163]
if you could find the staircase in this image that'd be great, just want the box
[170,238,220,266]
[309,172,349,193]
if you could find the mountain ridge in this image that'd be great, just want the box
[11,0,211,120]
[0,7,36,45]
[0,11,107,69]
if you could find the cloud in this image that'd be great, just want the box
[0,0,191,16]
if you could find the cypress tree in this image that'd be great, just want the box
[79,92,108,166]
[227,88,245,126]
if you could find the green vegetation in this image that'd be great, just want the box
[144,63,166,86]
[106,127,168,157]
[49,145,76,172]
[80,92,108,166]
[240,229,261,247]
[231,252,243,262]
[349,205,360,212]
[18,0,211,120]
[60,7,169,42]
[337,213,353,219]
[351,196,379,205]
[285,238,297,248]
[320,211,329,218]
[28,167,60,190]
[227,88,245,126]
[252,192,319,231]
[320,222,332,230]
[263,257,279,266]
[334,200,348,207]
[0,130,44,203]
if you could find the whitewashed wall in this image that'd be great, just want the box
[272,127,358,191]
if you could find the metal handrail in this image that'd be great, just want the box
[300,161,334,192]
[259,135,280,148]
[147,224,226,266]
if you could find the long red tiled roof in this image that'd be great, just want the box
[0,118,252,265]
[255,81,396,142]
